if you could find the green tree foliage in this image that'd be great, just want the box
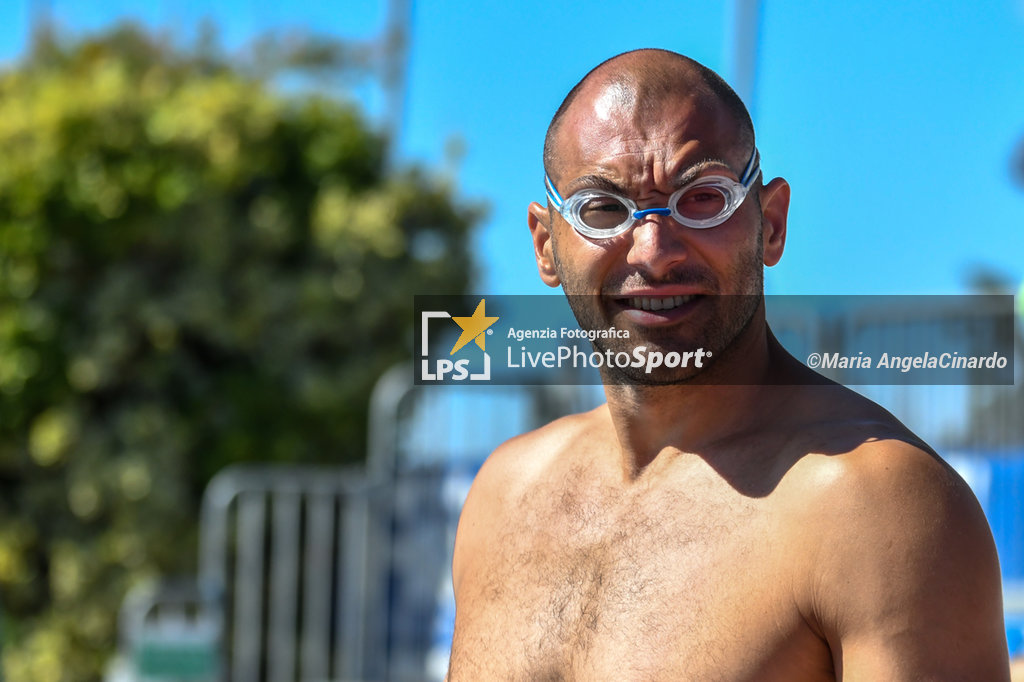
[0,24,478,681]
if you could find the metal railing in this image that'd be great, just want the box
[198,466,378,682]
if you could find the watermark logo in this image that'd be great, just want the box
[415,294,1014,386]
[420,299,498,381]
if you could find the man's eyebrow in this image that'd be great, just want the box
[564,174,627,195]
[674,157,735,186]
[563,158,738,197]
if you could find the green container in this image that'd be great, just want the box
[134,636,219,680]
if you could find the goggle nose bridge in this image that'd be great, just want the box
[632,206,673,220]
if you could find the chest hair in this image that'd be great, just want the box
[485,466,754,675]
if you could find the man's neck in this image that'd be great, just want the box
[601,316,794,479]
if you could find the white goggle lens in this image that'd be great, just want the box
[578,195,632,231]
[674,181,731,222]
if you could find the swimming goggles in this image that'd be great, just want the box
[544,147,761,239]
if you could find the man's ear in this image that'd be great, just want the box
[759,178,790,267]
[528,201,561,287]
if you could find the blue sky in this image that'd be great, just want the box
[2,1,1023,298]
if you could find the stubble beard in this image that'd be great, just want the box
[556,230,765,386]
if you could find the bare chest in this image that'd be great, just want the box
[449,480,830,681]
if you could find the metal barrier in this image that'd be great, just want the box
[151,367,582,682]
[198,466,377,682]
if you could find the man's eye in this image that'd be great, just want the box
[579,197,629,229]
[677,187,727,218]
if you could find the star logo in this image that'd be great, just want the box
[418,297,498,382]
[450,299,499,355]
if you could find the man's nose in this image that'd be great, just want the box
[624,214,691,279]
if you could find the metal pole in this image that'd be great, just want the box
[382,0,412,169]
[731,0,763,123]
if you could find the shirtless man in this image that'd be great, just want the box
[446,49,1010,681]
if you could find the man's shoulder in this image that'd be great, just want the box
[768,385,995,589]
[472,405,611,497]
[785,431,974,527]
[451,406,611,588]
[776,386,977,528]
[775,406,1008,677]
[755,383,1009,676]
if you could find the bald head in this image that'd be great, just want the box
[542,49,755,176]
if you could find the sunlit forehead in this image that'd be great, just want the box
[591,81,636,122]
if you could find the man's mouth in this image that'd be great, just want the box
[624,294,699,312]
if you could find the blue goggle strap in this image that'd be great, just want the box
[544,173,565,210]
[740,148,760,187]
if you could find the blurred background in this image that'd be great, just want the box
[0,1,1021,681]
